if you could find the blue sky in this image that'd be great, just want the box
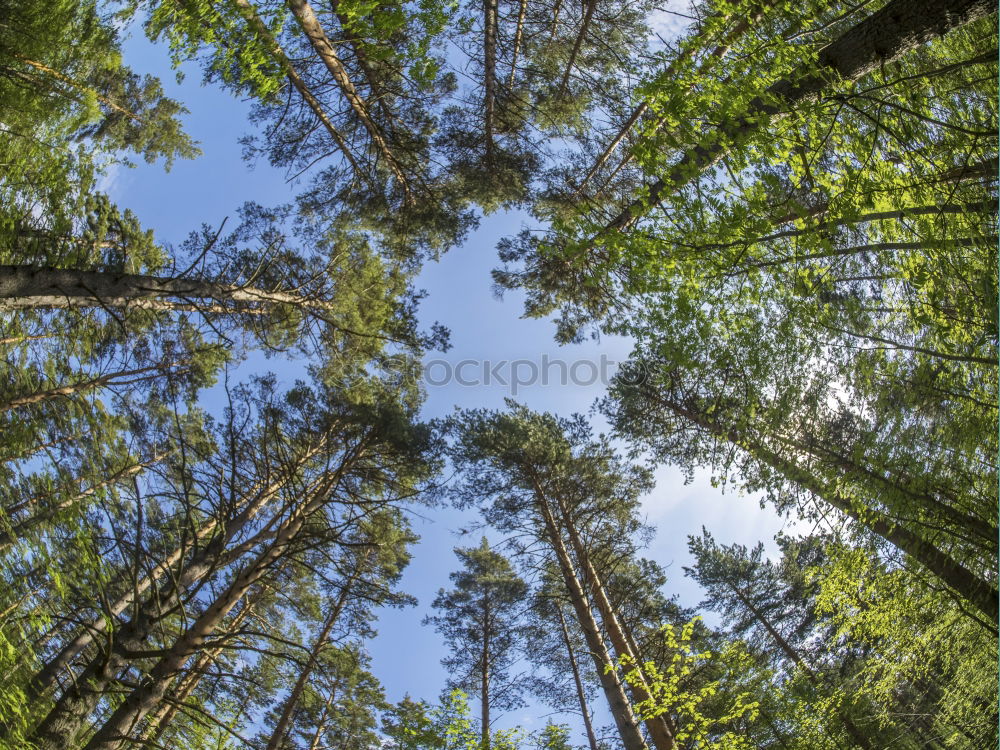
[109,16,806,743]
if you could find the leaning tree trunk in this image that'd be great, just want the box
[729,584,874,750]
[81,469,345,750]
[530,476,650,750]
[20,434,331,709]
[653,391,999,623]
[554,494,677,749]
[229,0,368,183]
[556,603,601,750]
[286,0,411,199]
[264,551,369,750]
[603,0,996,233]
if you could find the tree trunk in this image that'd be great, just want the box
[285,0,410,198]
[21,435,331,705]
[556,603,601,750]
[0,364,183,413]
[507,0,528,88]
[652,391,999,622]
[557,0,597,95]
[265,552,368,750]
[81,469,344,750]
[483,0,498,162]
[574,0,777,198]
[481,599,490,750]
[142,592,257,744]
[229,0,368,184]
[604,0,995,233]
[530,477,649,750]
[0,454,166,551]
[0,265,339,313]
[729,585,874,750]
[553,494,676,748]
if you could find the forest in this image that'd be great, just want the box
[0,0,996,748]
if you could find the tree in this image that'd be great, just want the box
[426,538,529,749]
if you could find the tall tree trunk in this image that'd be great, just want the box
[23,444,348,750]
[556,603,601,750]
[553,494,677,749]
[81,470,345,750]
[507,0,528,88]
[0,454,166,551]
[557,0,597,95]
[574,0,778,198]
[229,0,368,184]
[530,476,650,750]
[483,0,498,163]
[481,595,491,750]
[603,0,995,233]
[141,591,257,744]
[0,265,340,313]
[650,390,999,622]
[729,584,874,750]
[265,552,368,750]
[21,435,332,705]
[285,0,411,199]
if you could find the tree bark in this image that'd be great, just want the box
[81,469,345,750]
[507,0,528,89]
[556,603,601,750]
[0,265,339,314]
[286,0,411,198]
[554,494,676,748]
[0,363,184,413]
[265,552,368,750]
[603,0,995,233]
[21,435,332,706]
[557,0,597,95]
[650,390,999,622]
[530,476,650,750]
[483,0,499,162]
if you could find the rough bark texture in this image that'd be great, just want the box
[483,0,499,162]
[0,265,336,313]
[604,0,995,232]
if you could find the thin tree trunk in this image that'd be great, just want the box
[285,0,411,199]
[0,453,167,550]
[729,585,874,750]
[556,603,601,750]
[554,495,676,749]
[483,0,499,162]
[229,0,368,184]
[530,476,650,750]
[507,0,528,88]
[21,435,332,704]
[481,593,491,750]
[652,391,999,622]
[557,0,597,95]
[265,552,368,750]
[603,0,995,233]
[13,55,144,123]
[307,685,338,750]
[574,0,777,198]
[0,364,183,413]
